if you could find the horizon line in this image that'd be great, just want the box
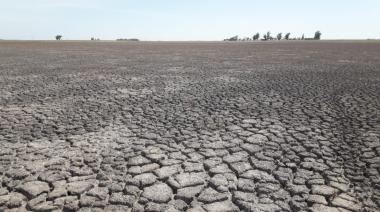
[1,39,380,42]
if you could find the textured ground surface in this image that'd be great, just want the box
[0,41,379,212]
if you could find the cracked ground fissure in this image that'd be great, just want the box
[0,41,379,212]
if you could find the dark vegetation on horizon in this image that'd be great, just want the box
[224,31,322,41]
[116,38,140,41]
[50,31,327,42]
[54,35,139,41]
[55,35,62,40]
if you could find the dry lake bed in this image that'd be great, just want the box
[0,41,379,211]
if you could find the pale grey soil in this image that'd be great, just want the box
[0,41,379,212]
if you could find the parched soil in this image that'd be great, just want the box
[0,41,379,212]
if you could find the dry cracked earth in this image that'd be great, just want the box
[0,41,379,212]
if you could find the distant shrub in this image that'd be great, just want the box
[263,31,271,41]
[277,33,282,40]
[314,31,322,40]
[55,35,62,40]
[284,33,291,40]
[253,33,260,40]
[223,36,238,41]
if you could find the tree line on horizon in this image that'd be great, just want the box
[224,31,322,41]
[54,31,322,41]
[55,35,140,41]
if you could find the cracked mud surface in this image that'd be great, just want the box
[0,41,379,212]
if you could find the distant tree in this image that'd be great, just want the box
[314,31,322,40]
[55,35,62,40]
[229,35,238,41]
[263,31,271,41]
[277,33,282,40]
[301,34,305,40]
[253,33,260,40]
[284,33,291,40]
[91,37,95,41]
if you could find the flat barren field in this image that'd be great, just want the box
[0,41,379,212]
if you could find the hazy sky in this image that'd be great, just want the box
[1,0,379,40]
